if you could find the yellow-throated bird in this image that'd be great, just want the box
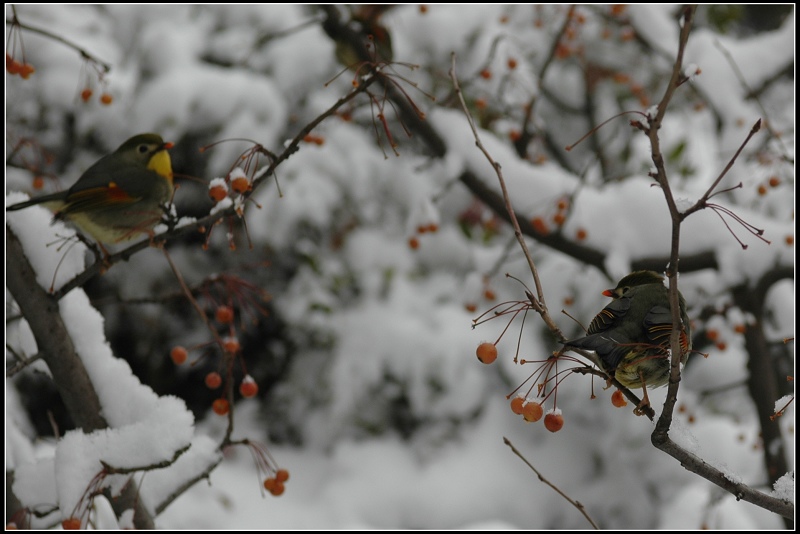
[7,133,174,248]
[564,271,691,410]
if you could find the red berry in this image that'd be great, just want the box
[480,68,492,80]
[476,342,498,364]
[215,305,234,324]
[205,372,222,390]
[239,376,258,398]
[62,518,82,530]
[544,412,564,432]
[768,176,781,187]
[408,236,420,250]
[212,398,230,415]
[19,63,35,79]
[170,346,188,365]
[81,88,93,102]
[531,217,549,235]
[223,337,241,354]
[522,401,543,422]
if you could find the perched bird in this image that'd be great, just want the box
[7,133,174,251]
[564,271,691,410]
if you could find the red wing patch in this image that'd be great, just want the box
[64,183,140,212]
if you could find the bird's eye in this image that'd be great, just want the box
[137,144,150,154]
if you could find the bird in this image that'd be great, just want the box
[7,133,174,252]
[564,270,691,411]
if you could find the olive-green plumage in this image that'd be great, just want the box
[565,271,691,389]
[6,133,173,245]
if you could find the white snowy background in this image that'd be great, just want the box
[5,5,794,530]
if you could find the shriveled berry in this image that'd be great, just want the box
[611,390,628,408]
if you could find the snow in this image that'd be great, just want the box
[6,4,794,530]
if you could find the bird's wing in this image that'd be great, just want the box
[61,181,142,214]
[644,305,690,354]
[586,295,632,335]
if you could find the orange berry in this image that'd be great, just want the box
[757,184,768,196]
[475,98,487,109]
[212,398,230,415]
[544,412,564,432]
[209,184,228,202]
[205,372,222,390]
[231,176,250,193]
[620,26,635,41]
[223,337,241,354]
[522,401,543,422]
[507,58,518,70]
[408,236,420,250]
[275,468,290,483]
[483,288,496,301]
[509,130,522,142]
[611,390,628,408]
[575,228,587,241]
[733,324,747,334]
[426,222,439,233]
[716,341,727,351]
[479,68,491,80]
[768,176,781,187]
[610,4,626,16]
[552,213,566,226]
[510,397,525,415]
[32,176,45,190]
[418,5,428,13]
[5,54,19,74]
[464,302,477,313]
[313,136,325,146]
[19,63,35,79]
[554,43,571,59]
[476,342,498,364]
[99,93,112,105]
[62,518,82,530]
[556,198,569,211]
[270,480,285,496]
[239,377,258,398]
[263,477,277,492]
[705,329,719,341]
[80,88,93,102]
[563,296,574,306]
[170,346,188,365]
[531,217,549,235]
[215,305,234,324]
[785,235,794,245]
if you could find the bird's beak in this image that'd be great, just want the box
[602,289,614,297]
[161,141,174,151]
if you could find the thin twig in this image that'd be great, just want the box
[503,437,599,529]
